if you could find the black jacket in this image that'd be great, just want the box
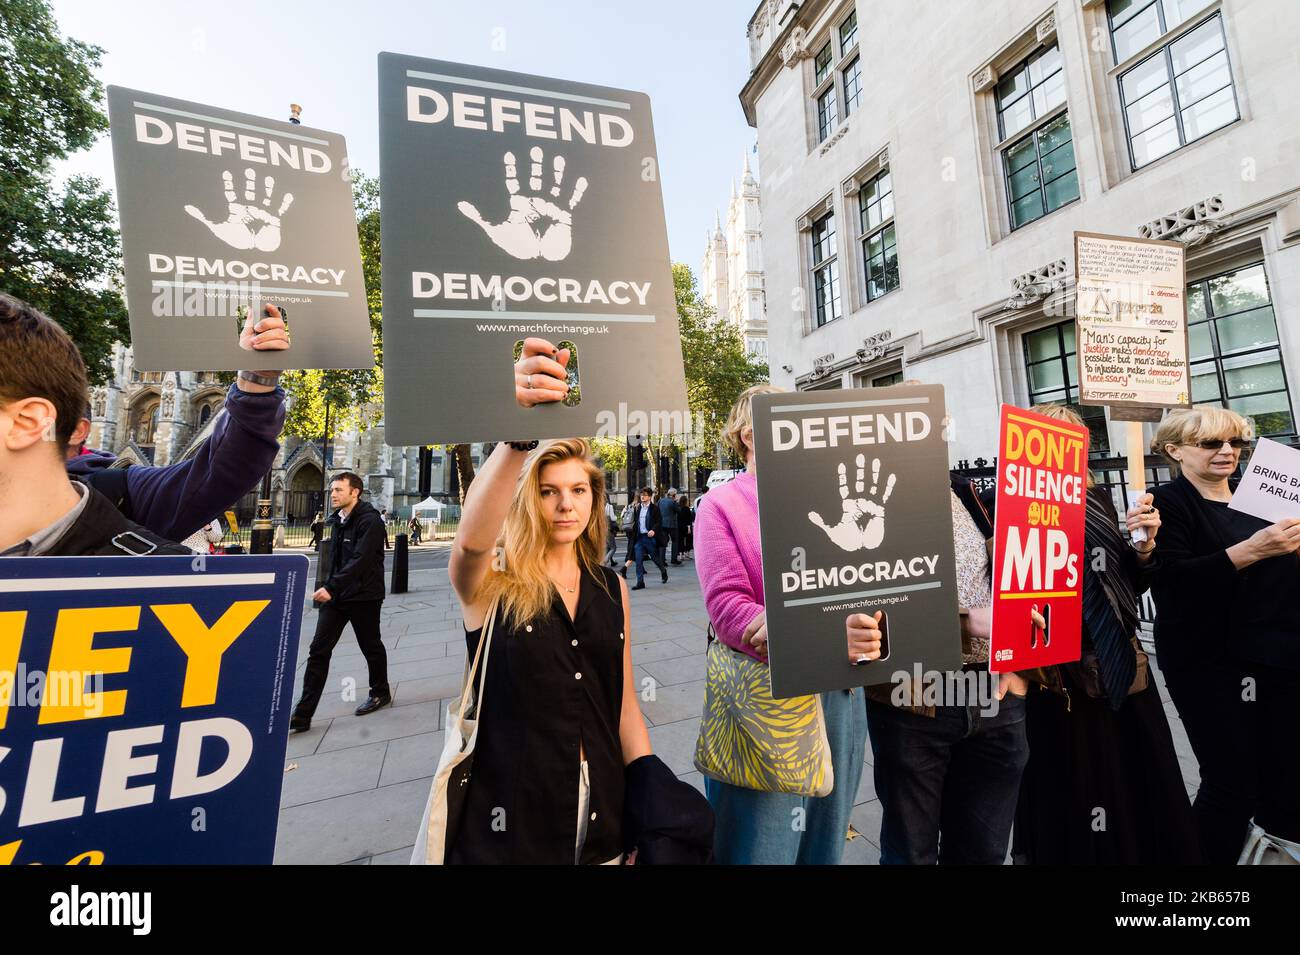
[323,499,387,602]
[40,482,190,557]
[1151,474,1299,670]
[622,754,714,864]
[628,500,662,547]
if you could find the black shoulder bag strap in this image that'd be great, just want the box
[82,466,134,522]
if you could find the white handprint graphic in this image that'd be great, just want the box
[808,454,897,552]
[185,168,295,252]
[458,147,588,262]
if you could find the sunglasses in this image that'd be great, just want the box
[1186,437,1252,451]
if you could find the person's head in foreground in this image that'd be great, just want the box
[1152,406,1253,483]
[0,294,87,548]
[723,383,785,469]
[479,438,610,627]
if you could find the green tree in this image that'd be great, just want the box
[278,172,384,441]
[671,262,768,472]
[0,0,129,382]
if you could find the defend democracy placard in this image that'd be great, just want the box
[989,405,1088,672]
[752,386,962,698]
[1229,437,1300,523]
[1075,231,1190,411]
[0,555,307,864]
[107,87,374,371]
[377,53,690,445]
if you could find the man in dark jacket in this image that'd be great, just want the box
[291,471,390,731]
[1,294,188,558]
[622,486,667,590]
[659,488,681,565]
[64,304,290,543]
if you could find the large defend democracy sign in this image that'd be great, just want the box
[752,386,962,698]
[990,406,1088,672]
[0,555,307,864]
[377,54,690,445]
[107,87,374,371]
[1075,231,1190,411]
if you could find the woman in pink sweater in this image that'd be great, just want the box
[693,385,882,864]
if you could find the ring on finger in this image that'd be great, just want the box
[856,653,870,664]
[526,373,533,389]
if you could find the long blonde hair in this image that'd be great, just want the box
[475,438,611,630]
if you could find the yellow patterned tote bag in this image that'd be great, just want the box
[694,629,833,797]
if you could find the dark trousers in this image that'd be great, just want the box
[866,690,1029,864]
[668,525,683,562]
[1162,659,1300,863]
[634,537,666,585]
[295,599,389,719]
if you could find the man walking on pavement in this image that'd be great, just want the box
[659,487,681,566]
[623,486,667,590]
[291,472,391,732]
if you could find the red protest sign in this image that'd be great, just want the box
[990,405,1089,672]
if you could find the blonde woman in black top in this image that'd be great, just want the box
[447,340,652,864]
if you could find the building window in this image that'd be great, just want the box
[817,86,838,142]
[996,43,1078,230]
[1023,320,1110,453]
[842,57,862,115]
[810,211,841,328]
[872,371,904,387]
[1187,262,1294,436]
[1111,10,1238,169]
[857,167,899,301]
[811,9,860,142]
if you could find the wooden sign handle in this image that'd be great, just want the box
[1126,421,1149,542]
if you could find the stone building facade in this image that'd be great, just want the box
[87,343,483,523]
[700,155,770,359]
[740,0,1300,464]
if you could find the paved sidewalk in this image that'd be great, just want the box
[273,547,1201,865]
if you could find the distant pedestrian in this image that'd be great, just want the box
[309,510,324,550]
[380,506,391,549]
[291,473,391,733]
[604,493,619,566]
[623,487,667,590]
[677,493,695,559]
[659,487,680,565]
[408,514,422,546]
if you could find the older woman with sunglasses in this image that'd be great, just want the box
[1149,407,1300,863]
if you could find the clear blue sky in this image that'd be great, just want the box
[51,0,760,272]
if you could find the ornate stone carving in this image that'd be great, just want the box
[811,352,836,377]
[1006,258,1069,310]
[1138,195,1227,245]
[856,330,893,362]
[91,388,107,419]
[972,64,997,94]
[780,25,809,67]
[818,120,849,156]
[1035,12,1057,43]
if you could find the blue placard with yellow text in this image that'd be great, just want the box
[0,555,308,864]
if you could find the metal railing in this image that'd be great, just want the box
[217,518,462,551]
[952,438,1299,630]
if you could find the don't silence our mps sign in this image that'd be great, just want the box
[0,555,307,865]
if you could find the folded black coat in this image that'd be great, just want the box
[622,754,714,864]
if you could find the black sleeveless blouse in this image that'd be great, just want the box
[448,563,627,864]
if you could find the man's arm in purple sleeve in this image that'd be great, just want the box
[125,383,286,541]
[693,500,764,658]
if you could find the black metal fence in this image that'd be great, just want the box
[217,517,461,551]
[952,438,1299,630]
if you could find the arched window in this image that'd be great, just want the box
[132,400,160,445]
[199,403,213,427]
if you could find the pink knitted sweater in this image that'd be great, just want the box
[694,471,767,662]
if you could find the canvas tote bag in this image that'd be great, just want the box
[410,598,499,865]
